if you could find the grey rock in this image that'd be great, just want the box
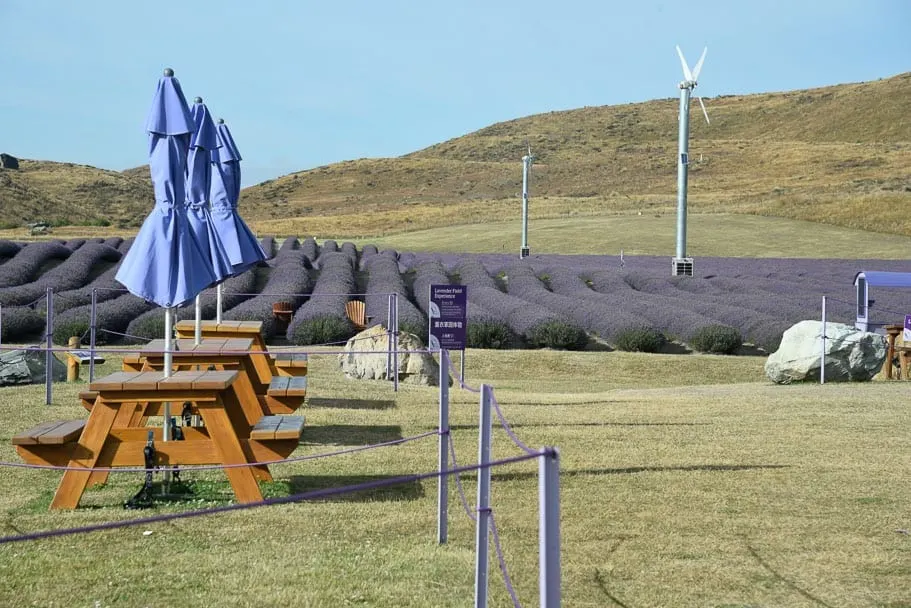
[0,153,19,169]
[765,320,886,383]
[338,325,447,386]
[0,348,67,386]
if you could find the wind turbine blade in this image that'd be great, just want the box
[691,47,707,82]
[697,96,710,125]
[676,45,693,81]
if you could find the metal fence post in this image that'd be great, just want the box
[386,293,393,380]
[45,287,53,405]
[820,295,827,385]
[393,293,399,392]
[438,348,450,544]
[474,384,493,608]
[89,288,98,382]
[539,447,562,608]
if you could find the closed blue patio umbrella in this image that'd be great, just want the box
[187,97,234,343]
[115,68,217,448]
[210,118,268,321]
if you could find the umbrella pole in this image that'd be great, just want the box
[195,294,202,346]
[216,283,223,324]
[163,306,173,487]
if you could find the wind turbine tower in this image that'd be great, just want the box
[672,45,710,276]
[520,141,535,259]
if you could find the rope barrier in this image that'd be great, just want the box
[0,451,543,545]
[447,353,480,393]
[489,509,523,608]
[448,434,477,522]
[490,391,537,456]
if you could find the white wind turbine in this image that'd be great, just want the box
[672,44,710,276]
[520,140,535,259]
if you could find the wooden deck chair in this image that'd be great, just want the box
[345,300,368,330]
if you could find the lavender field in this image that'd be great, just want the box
[2,236,909,352]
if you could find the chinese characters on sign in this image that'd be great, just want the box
[429,284,467,351]
[904,314,911,342]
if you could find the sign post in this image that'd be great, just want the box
[429,284,467,381]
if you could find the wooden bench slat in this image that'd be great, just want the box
[273,416,305,440]
[267,376,291,397]
[286,376,308,396]
[67,350,105,364]
[13,420,86,446]
[90,371,141,391]
[250,415,304,441]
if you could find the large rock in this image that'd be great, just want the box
[764,320,886,384]
[338,325,443,386]
[0,349,67,386]
[0,153,19,169]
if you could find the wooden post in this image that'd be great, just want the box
[66,336,80,383]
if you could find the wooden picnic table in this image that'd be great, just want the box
[173,320,308,380]
[13,369,305,510]
[119,337,306,414]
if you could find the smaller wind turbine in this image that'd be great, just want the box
[520,140,535,259]
[672,44,709,276]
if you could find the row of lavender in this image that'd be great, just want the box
[2,238,907,351]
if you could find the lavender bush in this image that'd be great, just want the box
[286,252,356,345]
[0,242,71,288]
[223,243,314,338]
[0,240,21,260]
[300,237,318,263]
[0,243,121,306]
[53,293,156,345]
[125,269,259,341]
[363,255,427,337]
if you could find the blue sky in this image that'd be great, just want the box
[0,0,907,187]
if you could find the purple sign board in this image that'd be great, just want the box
[429,284,467,351]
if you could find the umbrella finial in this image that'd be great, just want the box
[194,96,203,104]
[217,118,225,124]
[163,68,174,77]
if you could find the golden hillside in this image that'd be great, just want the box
[1,72,909,238]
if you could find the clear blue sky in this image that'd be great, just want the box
[1,0,907,187]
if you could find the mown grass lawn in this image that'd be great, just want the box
[0,347,909,607]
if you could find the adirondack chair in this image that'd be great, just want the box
[345,300,369,330]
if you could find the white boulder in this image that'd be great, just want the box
[338,325,442,386]
[764,320,886,384]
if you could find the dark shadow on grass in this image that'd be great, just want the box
[307,397,396,410]
[744,541,835,608]
[438,421,711,431]
[301,424,403,446]
[284,474,424,502]
[456,464,790,482]
[595,567,632,608]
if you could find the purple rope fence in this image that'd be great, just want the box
[448,434,477,522]
[490,393,537,456]
[489,509,523,608]
[0,451,543,545]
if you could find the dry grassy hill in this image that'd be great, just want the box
[2,72,909,238]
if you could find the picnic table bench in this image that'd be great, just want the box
[14,369,305,510]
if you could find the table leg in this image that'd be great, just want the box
[51,400,119,509]
[197,400,264,503]
[86,402,145,488]
[885,334,896,379]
